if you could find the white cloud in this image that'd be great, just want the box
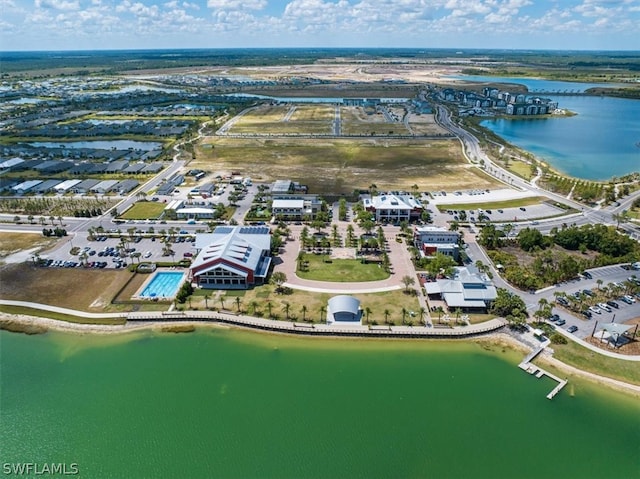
[34,0,80,10]
[207,0,266,10]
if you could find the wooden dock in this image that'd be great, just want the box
[518,347,567,400]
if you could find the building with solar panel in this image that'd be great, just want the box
[190,226,272,289]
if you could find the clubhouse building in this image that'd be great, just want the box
[424,266,497,312]
[363,193,423,222]
[190,226,272,289]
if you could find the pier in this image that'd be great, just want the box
[518,346,568,400]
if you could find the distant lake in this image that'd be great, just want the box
[29,140,163,151]
[480,95,640,180]
[1,329,639,479]
[453,75,640,180]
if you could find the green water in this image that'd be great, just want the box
[1,328,639,479]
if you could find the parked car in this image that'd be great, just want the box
[589,306,602,315]
[606,300,619,309]
[183,252,193,257]
[583,289,594,297]
[582,271,592,279]
[550,314,560,322]
[624,294,637,303]
[556,319,566,326]
[620,296,633,305]
[582,310,592,319]
[597,302,612,313]
[567,325,578,333]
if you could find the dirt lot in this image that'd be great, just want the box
[196,137,499,195]
[0,263,133,312]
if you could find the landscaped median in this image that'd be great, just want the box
[296,255,389,282]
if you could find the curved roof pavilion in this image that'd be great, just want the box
[327,295,362,326]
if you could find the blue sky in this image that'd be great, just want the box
[1,0,639,51]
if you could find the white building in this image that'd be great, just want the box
[363,193,422,222]
[413,226,461,259]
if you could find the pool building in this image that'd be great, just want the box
[190,226,272,289]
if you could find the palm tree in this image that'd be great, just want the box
[401,307,407,325]
[319,305,326,323]
[39,216,46,226]
[596,279,603,290]
[301,305,308,322]
[57,216,63,226]
[365,307,372,324]
[219,296,226,311]
[234,296,241,312]
[27,215,34,224]
[383,309,391,325]
[282,302,291,320]
[204,294,210,309]
[435,306,444,323]
[266,301,273,318]
[49,216,55,226]
[419,306,427,325]
[454,308,462,324]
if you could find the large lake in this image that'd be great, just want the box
[455,75,640,180]
[1,329,638,479]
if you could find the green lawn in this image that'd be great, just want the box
[436,196,546,211]
[545,339,640,386]
[120,202,167,220]
[297,255,389,282]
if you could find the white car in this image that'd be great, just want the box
[597,302,611,313]
[589,306,602,315]
[143,251,152,258]
[624,295,637,303]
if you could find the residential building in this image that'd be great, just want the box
[54,179,82,194]
[11,180,42,195]
[116,179,140,195]
[90,180,119,194]
[271,194,322,220]
[413,226,461,259]
[190,226,272,289]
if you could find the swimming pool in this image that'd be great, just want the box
[138,271,185,299]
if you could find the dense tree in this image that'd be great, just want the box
[478,224,504,250]
[517,227,548,252]
[490,288,527,321]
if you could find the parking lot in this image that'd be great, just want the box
[537,264,640,339]
[39,234,198,270]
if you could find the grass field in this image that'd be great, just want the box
[196,137,500,195]
[0,232,57,259]
[340,107,410,136]
[0,263,134,312]
[541,340,640,386]
[120,202,167,220]
[297,256,389,282]
[436,196,547,211]
[190,285,422,325]
[229,104,332,135]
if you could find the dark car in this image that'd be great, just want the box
[606,300,619,309]
[519,207,526,211]
[567,325,578,333]
[550,314,560,322]
[582,310,592,319]
[583,289,594,297]
[582,271,593,279]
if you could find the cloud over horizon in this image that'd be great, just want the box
[2,0,639,51]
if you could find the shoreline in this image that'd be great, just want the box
[2,311,639,398]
